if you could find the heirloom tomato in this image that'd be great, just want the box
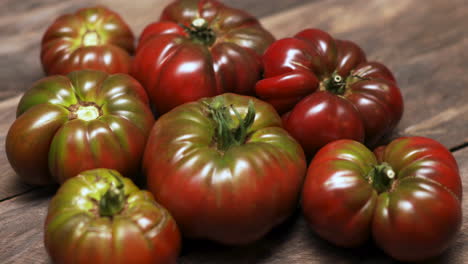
[6,70,154,185]
[45,169,181,264]
[301,137,462,262]
[132,0,275,114]
[143,93,306,244]
[255,28,403,155]
[41,6,134,75]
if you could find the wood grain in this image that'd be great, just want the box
[0,187,54,264]
[1,148,467,264]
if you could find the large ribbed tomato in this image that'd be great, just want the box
[143,93,306,244]
[132,0,275,115]
[6,70,154,185]
[301,137,462,262]
[41,6,134,75]
[255,28,403,156]
[45,169,181,264]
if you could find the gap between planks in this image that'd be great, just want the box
[0,186,41,203]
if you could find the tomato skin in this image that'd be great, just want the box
[132,0,275,115]
[143,93,306,244]
[41,6,134,75]
[256,29,403,155]
[6,70,154,185]
[301,137,462,262]
[44,169,181,264]
[283,91,365,155]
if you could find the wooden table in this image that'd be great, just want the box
[1,0,467,263]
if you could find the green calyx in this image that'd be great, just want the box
[99,174,125,217]
[367,162,396,193]
[205,98,256,152]
[322,71,372,95]
[324,72,346,95]
[181,18,216,46]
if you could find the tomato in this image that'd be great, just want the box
[255,28,403,155]
[41,6,134,75]
[143,93,306,244]
[301,137,462,261]
[6,70,154,185]
[45,169,181,264]
[132,0,275,115]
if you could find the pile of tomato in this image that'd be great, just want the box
[5,1,462,263]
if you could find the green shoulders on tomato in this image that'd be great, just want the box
[301,137,462,262]
[41,6,134,75]
[143,93,306,244]
[45,169,181,264]
[255,28,403,156]
[6,70,154,185]
[132,0,275,115]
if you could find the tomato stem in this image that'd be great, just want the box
[68,102,102,121]
[324,72,346,95]
[99,172,125,217]
[181,18,216,46]
[82,31,100,46]
[205,98,255,151]
[367,162,396,193]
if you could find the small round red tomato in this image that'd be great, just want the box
[255,28,403,155]
[6,70,154,185]
[41,6,134,75]
[143,93,306,244]
[301,137,462,262]
[132,0,275,115]
[45,169,181,264]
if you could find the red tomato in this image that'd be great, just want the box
[41,6,134,75]
[256,29,403,155]
[143,93,306,244]
[6,70,154,185]
[45,169,181,264]
[132,0,275,114]
[301,137,462,262]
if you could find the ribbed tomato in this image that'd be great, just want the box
[143,93,306,244]
[301,137,462,261]
[132,0,275,114]
[6,70,154,185]
[45,169,181,264]
[256,28,403,155]
[41,6,134,75]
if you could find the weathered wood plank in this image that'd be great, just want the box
[260,0,468,149]
[0,187,54,264]
[2,148,467,263]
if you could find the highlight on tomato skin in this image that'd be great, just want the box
[132,0,275,115]
[143,93,307,245]
[5,70,154,185]
[255,28,404,157]
[41,6,135,75]
[301,136,462,262]
[44,168,181,264]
